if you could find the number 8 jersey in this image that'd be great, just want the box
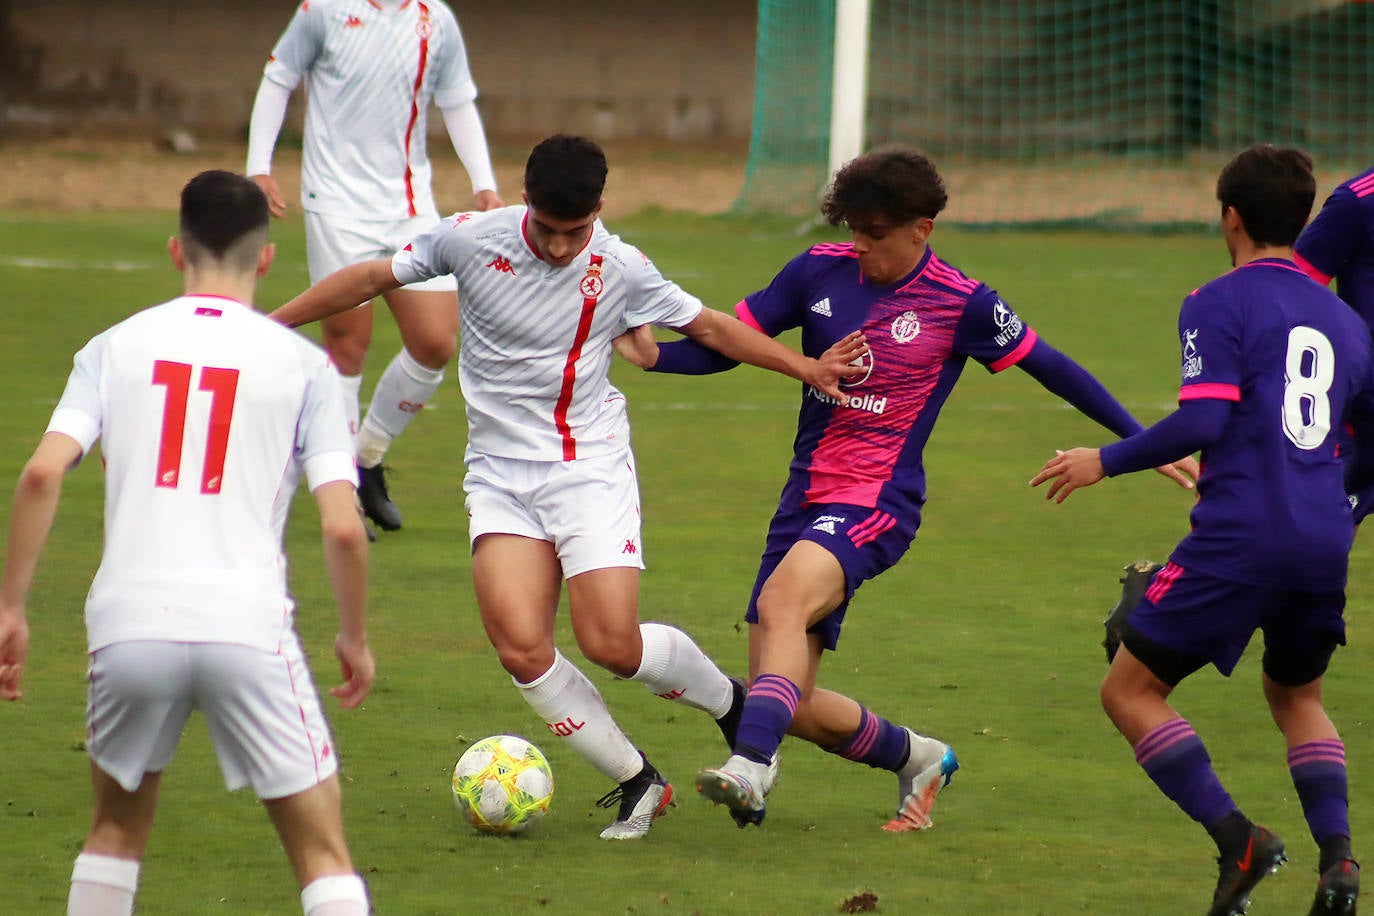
[45,295,357,653]
[1172,257,1374,589]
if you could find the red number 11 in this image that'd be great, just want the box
[151,360,240,494]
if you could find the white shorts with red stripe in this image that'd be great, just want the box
[85,632,338,799]
[463,446,646,578]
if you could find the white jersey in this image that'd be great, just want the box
[264,0,477,219]
[392,207,705,461]
[46,295,356,653]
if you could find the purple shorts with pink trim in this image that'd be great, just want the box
[1129,561,1346,679]
[745,502,918,651]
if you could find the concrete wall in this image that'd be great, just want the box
[0,0,757,142]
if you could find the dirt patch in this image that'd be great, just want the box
[0,137,746,218]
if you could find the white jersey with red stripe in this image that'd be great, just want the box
[392,206,704,461]
[264,0,477,219]
[45,296,357,653]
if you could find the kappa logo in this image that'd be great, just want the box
[486,255,516,275]
[344,14,363,27]
[622,539,638,555]
[811,297,832,317]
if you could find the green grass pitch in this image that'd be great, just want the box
[2,209,1372,914]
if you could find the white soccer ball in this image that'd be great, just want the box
[451,735,554,835]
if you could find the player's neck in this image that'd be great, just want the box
[182,270,257,309]
[1233,242,1294,269]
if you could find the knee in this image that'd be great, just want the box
[497,644,556,685]
[579,635,641,679]
[402,332,455,369]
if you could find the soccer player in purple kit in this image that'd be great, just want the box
[615,146,1198,833]
[1296,164,1374,523]
[1033,144,1373,916]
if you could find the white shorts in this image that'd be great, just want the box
[304,210,457,293]
[86,633,338,799]
[464,447,646,578]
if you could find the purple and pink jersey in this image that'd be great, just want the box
[1158,258,1374,590]
[1296,165,1374,327]
[730,243,1036,521]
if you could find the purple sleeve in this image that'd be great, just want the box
[649,339,739,375]
[1015,339,1145,438]
[1296,185,1362,283]
[739,250,811,337]
[1099,399,1230,476]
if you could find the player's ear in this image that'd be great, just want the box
[256,242,276,279]
[168,236,187,273]
[912,217,935,244]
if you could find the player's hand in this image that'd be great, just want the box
[473,189,504,212]
[0,606,30,701]
[613,325,660,369]
[1030,447,1106,503]
[1153,455,1199,490]
[808,331,869,404]
[250,174,287,218]
[330,633,375,710]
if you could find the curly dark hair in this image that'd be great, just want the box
[1215,144,1315,247]
[821,147,948,227]
[524,134,608,220]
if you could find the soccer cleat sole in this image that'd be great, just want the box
[695,770,765,828]
[883,747,958,833]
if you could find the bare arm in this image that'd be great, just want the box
[312,479,374,709]
[269,259,402,329]
[0,433,84,700]
[673,308,867,402]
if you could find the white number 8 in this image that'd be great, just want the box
[1282,326,1335,450]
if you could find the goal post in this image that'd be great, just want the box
[737,0,1374,228]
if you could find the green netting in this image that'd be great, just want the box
[737,0,1374,228]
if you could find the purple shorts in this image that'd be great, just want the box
[1128,561,1346,680]
[744,502,917,651]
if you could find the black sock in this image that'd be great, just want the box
[1207,810,1252,855]
[1318,835,1354,874]
[714,677,745,748]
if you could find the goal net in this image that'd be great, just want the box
[737,0,1374,227]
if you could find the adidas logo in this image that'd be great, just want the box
[485,255,516,275]
[812,520,836,535]
[810,297,832,317]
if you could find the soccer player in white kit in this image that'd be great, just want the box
[271,135,866,838]
[247,0,504,534]
[0,172,375,915]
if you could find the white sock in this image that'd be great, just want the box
[631,622,734,717]
[355,424,391,470]
[361,348,443,444]
[68,852,139,916]
[338,373,363,441]
[516,651,643,783]
[301,873,369,915]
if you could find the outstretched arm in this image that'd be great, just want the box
[0,432,84,700]
[1031,398,1229,503]
[1017,339,1198,489]
[270,259,401,329]
[671,308,867,402]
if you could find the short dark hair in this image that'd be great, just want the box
[821,146,948,227]
[524,135,608,220]
[179,170,270,271]
[1215,144,1315,247]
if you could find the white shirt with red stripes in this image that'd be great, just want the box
[392,206,705,462]
[45,295,357,653]
[264,0,477,219]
